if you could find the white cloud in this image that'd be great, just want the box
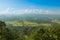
[0,8,60,14]
[0,7,15,14]
[44,11,49,14]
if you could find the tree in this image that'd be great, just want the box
[0,21,17,40]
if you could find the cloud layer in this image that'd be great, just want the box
[0,8,60,14]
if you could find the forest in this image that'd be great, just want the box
[0,14,60,40]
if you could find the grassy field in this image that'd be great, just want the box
[6,20,51,27]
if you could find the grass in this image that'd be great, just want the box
[6,20,52,27]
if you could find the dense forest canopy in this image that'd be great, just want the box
[0,15,60,40]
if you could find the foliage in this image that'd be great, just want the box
[0,20,60,40]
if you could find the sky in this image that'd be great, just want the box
[0,0,60,14]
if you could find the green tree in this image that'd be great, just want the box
[0,21,17,40]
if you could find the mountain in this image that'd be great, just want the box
[0,13,60,21]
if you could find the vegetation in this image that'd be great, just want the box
[0,14,60,40]
[0,21,17,40]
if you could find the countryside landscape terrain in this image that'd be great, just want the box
[0,14,60,40]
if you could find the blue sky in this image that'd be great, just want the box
[0,0,60,14]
